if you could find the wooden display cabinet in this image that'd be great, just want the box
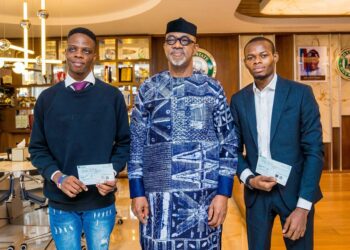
[96,36,151,111]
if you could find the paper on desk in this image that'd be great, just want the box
[256,156,292,186]
[77,163,115,185]
[17,139,26,148]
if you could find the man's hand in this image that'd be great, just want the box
[132,196,149,224]
[96,180,117,196]
[208,195,228,228]
[57,175,88,198]
[282,207,309,241]
[250,175,277,191]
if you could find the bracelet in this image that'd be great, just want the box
[57,174,68,189]
[245,175,255,190]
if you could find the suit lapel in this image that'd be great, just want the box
[270,77,290,143]
[244,85,258,147]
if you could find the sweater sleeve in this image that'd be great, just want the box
[29,92,61,181]
[213,84,238,197]
[110,91,130,174]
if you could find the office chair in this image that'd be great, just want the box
[18,173,51,249]
[0,173,14,209]
[0,173,17,250]
[19,173,87,250]
[19,173,47,209]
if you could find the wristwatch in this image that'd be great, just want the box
[245,175,255,190]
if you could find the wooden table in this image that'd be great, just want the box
[0,160,35,173]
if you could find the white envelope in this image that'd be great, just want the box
[77,163,115,185]
[256,156,292,186]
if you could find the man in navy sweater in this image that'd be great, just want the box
[29,27,130,250]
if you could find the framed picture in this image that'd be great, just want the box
[298,46,328,82]
[119,67,133,82]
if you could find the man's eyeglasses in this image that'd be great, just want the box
[165,35,195,46]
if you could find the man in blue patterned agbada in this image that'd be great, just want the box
[128,17,238,250]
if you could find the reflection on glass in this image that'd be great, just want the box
[99,39,116,61]
[24,64,49,85]
[46,40,57,60]
[134,62,150,83]
[118,38,150,60]
[58,40,67,61]
[94,63,116,83]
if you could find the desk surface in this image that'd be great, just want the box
[0,161,36,172]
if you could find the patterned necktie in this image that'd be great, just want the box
[72,81,89,91]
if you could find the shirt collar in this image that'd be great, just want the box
[65,71,96,88]
[253,73,277,93]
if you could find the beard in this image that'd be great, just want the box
[167,49,189,67]
[169,56,187,67]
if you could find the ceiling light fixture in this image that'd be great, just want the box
[0,0,61,80]
[13,61,25,74]
[0,57,62,64]
[38,0,49,76]
[20,0,30,72]
[0,38,34,54]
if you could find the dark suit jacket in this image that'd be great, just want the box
[230,75,324,210]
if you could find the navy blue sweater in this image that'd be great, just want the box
[29,79,130,211]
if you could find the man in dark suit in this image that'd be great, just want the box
[230,37,323,250]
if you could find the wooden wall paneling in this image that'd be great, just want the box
[341,116,350,170]
[151,37,168,75]
[197,35,239,101]
[332,128,340,171]
[323,143,331,171]
[275,34,294,80]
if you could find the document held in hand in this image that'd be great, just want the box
[256,156,292,186]
[77,163,115,185]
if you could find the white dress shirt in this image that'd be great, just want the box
[65,71,96,89]
[240,74,312,210]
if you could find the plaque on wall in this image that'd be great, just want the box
[193,48,217,77]
[336,48,350,80]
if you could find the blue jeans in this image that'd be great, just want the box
[48,203,116,250]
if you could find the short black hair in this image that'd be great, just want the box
[67,27,97,44]
[244,36,276,54]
